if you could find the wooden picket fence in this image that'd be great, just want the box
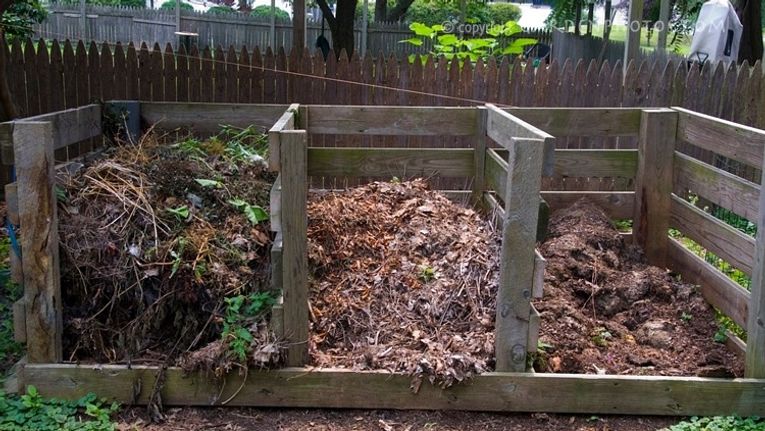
[4,37,765,189]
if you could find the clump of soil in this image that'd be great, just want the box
[307,179,500,388]
[58,128,282,371]
[535,199,743,377]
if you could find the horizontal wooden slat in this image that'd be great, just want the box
[307,148,474,178]
[484,148,508,197]
[673,151,759,221]
[140,102,289,134]
[506,107,643,137]
[494,149,638,178]
[22,364,765,415]
[542,191,635,219]
[486,104,554,175]
[674,107,765,169]
[670,195,755,275]
[270,174,282,233]
[668,238,750,329]
[305,106,478,136]
[1,104,102,165]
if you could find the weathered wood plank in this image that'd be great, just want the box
[674,106,765,169]
[307,148,474,178]
[484,148,508,198]
[139,103,289,135]
[670,195,755,275]
[12,300,25,343]
[0,105,102,165]
[13,122,62,363]
[20,364,765,416]
[270,175,282,233]
[553,149,638,178]
[305,106,478,136]
[668,238,750,330]
[4,183,22,286]
[747,146,765,378]
[542,191,635,219]
[486,104,555,176]
[527,304,540,352]
[472,108,488,206]
[267,104,298,171]
[532,250,546,299]
[633,109,678,268]
[280,130,308,367]
[505,107,643,137]
[673,151,759,221]
[496,137,544,372]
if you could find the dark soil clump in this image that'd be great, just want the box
[534,199,743,376]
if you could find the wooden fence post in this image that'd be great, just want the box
[495,137,544,372]
[280,130,309,367]
[746,145,765,378]
[471,107,487,207]
[13,121,62,363]
[632,108,677,268]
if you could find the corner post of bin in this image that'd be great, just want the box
[13,121,62,364]
[632,108,677,268]
[746,141,765,378]
[471,106,488,208]
[486,104,545,372]
[268,103,301,171]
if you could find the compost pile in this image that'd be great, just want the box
[58,127,282,372]
[307,180,500,388]
[534,199,743,377]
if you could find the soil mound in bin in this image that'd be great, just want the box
[535,199,743,377]
[58,128,282,371]
[307,179,500,387]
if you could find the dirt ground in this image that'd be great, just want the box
[117,407,679,431]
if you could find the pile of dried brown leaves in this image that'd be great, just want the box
[57,129,282,371]
[307,179,501,388]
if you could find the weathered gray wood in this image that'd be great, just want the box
[472,108,488,206]
[541,191,635,219]
[674,106,765,169]
[305,105,478,136]
[673,151,760,222]
[670,195,755,275]
[13,122,62,363]
[633,109,678,268]
[505,107,643,137]
[668,238,750,330]
[280,130,308,367]
[746,143,765,378]
[140,102,290,135]
[270,233,284,339]
[532,250,546,299]
[4,183,22,286]
[485,148,508,198]
[495,137,545,372]
[307,148,474,178]
[20,364,765,416]
[12,300,25,343]
[270,174,282,233]
[267,103,298,171]
[527,304,540,352]
[0,104,102,165]
[486,104,555,176]
[552,149,638,178]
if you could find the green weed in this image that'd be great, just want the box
[228,198,269,226]
[663,416,765,431]
[221,292,277,362]
[0,386,119,431]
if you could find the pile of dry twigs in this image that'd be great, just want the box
[307,179,501,388]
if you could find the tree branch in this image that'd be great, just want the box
[314,0,337,31]
[384,0,415,21]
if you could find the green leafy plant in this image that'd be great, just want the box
[229,198,269,226]
[166,205,190,221]
[401,21,535,63]
[0,386,119,431]
[663,415,765,431]
[488,3,522,24]
[221,292,277,362]
[159,0,193,10]
[713,326,728,344]
[169,237,187,278]
[194,178,223,188]
[250,4,290,21]
[680,311,693,323]
[591,327,612,347]
[418,264,436,282]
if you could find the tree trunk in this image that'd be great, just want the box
[331,0,356,58]
[736,0,764,63]
[375,0,387,22]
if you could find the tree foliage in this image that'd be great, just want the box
[250,4,290,20]
[488,2,522,23]
[1,0,46,41]
[160,0,194,10]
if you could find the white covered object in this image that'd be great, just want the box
[688,0,743,64]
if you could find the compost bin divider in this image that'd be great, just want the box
[747,145,765,378]
[632,108,678,268]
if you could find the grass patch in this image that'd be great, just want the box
[0,386,119,431]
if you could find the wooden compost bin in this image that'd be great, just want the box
[3,102,765,416]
